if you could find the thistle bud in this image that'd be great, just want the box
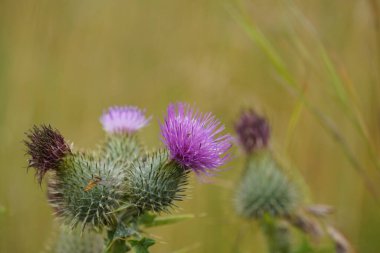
[24,125,71,183]
[235,152,300,219]
[126,150,189,213]
[234,109,270,154]
[47,153,127,230]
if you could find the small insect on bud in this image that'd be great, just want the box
[47,153,127,230]
[234,109,270,154]
[24,125,71,184]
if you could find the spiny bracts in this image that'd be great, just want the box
[125,150,189,213]
[47,153,128,230]
[235,151,301,219]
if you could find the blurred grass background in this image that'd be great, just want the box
[0,0,380,252]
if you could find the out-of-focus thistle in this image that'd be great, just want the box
[234,109,300,219]
[233,109,353,253]
[100,106,151,134]
[233,109,301,253]
[235,151,300,219]
[234,109,270,154]
[24,103,232,253]
[100,106,149,162]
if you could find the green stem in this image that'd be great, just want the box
[261,216,291,253]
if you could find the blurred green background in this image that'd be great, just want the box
[0,0,380,252]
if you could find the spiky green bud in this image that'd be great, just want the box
[44,227,103,253]
[235,151,300,219]
[48,153,128,230]
[125,150,189,213]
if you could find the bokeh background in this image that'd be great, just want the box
[0,0,380,252]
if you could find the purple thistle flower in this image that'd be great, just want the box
[160,103,232,175]
[24,125,71,184]
[234,109,270,153]
[100,106,151,134]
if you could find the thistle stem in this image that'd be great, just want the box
[260,216,291,253]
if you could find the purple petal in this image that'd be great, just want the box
[100,106,151,134]
[160,103,232,175]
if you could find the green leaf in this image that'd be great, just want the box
[137,213,156,226]
[140,213,195,228]
[129,238,155,253]
[104,239,131,253]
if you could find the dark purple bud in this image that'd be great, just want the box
[234,109,270,153]
[24,125,71,184]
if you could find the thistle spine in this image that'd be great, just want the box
[48,153,128,230]
[125,150,189,214]
[235,151,301,219]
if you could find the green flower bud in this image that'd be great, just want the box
[125,150,189,213]
[235,151,301,219]
[48,153,128,230]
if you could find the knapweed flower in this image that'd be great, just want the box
[100,106,151,134]
[160,103,232,175]
[24,125,71,183]
[234,109,270,153]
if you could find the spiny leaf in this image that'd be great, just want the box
[129,238,155,253]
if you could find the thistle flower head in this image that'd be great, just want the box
[100,106,151,134]
[160,103,232,175]
[234,109,270,153]
[24,125,71,183]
